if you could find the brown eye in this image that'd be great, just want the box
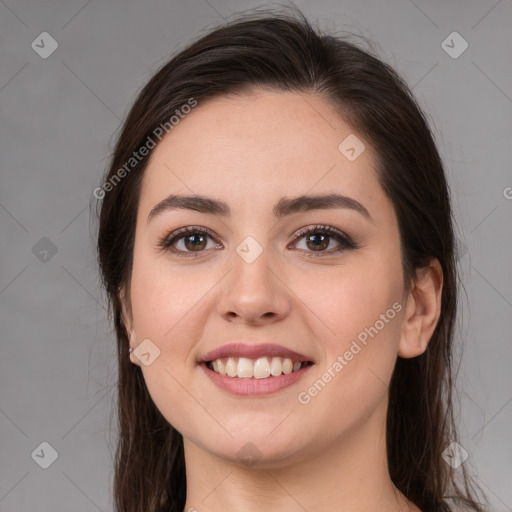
[183,233,208,251]
[157,226,222,257]
[304,232,330,251]
[291,225,357,256]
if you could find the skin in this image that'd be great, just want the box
[121,89,443,512]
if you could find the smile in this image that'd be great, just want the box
[199,342,315,395]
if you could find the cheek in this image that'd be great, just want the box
[130,240,212,336]
[292,253,403,421]
[292,249,403,349]
[128,249,211,434]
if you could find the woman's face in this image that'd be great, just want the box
[125,89,409,466]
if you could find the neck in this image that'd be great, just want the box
[182,399,417,512]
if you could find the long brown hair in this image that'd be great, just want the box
[95,6,487,512]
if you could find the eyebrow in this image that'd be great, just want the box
[147,193,373,224]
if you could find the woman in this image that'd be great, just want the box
[96,7,487,512]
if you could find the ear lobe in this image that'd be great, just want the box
[398,332,429,358]
[397,258,443,359]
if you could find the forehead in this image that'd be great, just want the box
[138,89,386,220]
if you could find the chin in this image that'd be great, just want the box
[201,428,308,469]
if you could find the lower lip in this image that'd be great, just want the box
[200,363,314,396]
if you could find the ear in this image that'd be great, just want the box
[398,258,443,358]
[119,286,141,367]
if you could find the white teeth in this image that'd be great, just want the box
[253,357,271,379]
[237,357,253,378]
[270,357,282,376]
[282,358,293,375]
[226,357,237,377]
[209,356,308,379]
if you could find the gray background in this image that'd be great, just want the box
[1,0,511,510]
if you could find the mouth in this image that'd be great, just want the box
[198,343,315,396]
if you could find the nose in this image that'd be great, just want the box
[216,243,291,326]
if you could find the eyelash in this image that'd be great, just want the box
[156,224,359,258]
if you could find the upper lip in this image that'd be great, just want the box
[199,342,314,363]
